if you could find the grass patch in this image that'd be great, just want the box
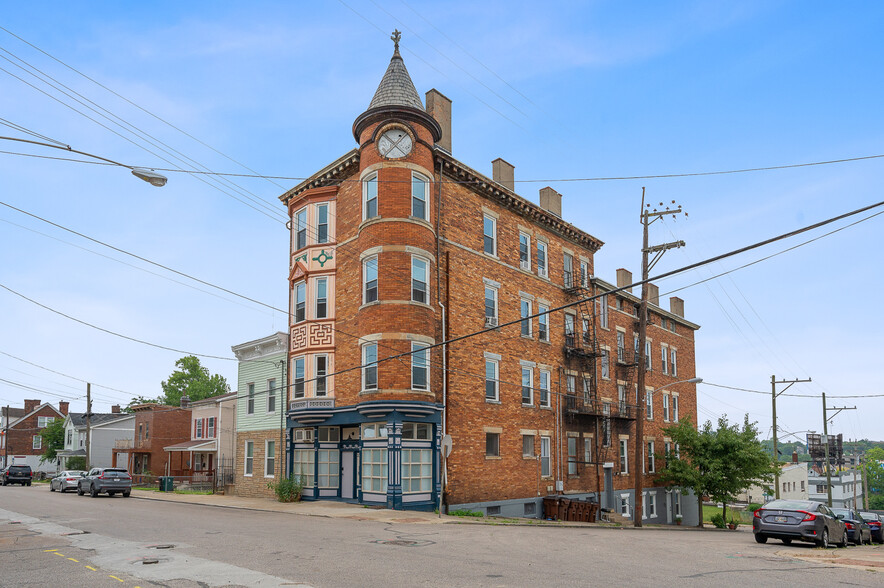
[703,505,753,524]
[173,489,212,495]
[449,509,485,517]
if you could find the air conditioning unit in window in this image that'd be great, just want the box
[484,316,498,328]
[520,260,530,271]
[293,429,313,442]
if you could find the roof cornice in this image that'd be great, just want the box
[279,150,360,205]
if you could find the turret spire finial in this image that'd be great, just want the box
[391,29,401,54]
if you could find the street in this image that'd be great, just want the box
[0,484,881,587]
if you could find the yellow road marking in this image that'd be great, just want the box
[54,552,65,557]
[43,549,58,552]
[109,575,124,582]
[67,557,79,562]
[85,566,97,571]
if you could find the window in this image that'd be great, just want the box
[37,416,54,428]
[563,252,574,288]
[524,503,536,516]
[291,357,305,398]
[315,355,328,396]
[363,256,378,304]
[363,343,378,390]
[244,441,254,476]
[538,305,549,342]
[617,331,625,362]
[647,441,656,473]
[566,374,577,396]
[673,395,679,423]
[401,423,431,440]
[584,437,592,467]
[522,434,534,458]
[580,260,590,287]
[293,449,315,487]
[318,449,340,489]
[661,345,668,374]
[295,207,307,250]
[485,432,500,457]
[618,384,628,414]
[483,215,497,255]
[619,439,629,473]
[196,419,203,438]
[265,441,276,478]
[412,172,428,220]
[536,241,548,277]
[648,493,657,517]
[411,343,429,390]
[664,441,671,461]
[519,232,530,270]
[364,174,378,219]
[485,359,499,401]
[568,436,578,475]
[646,389,653,420]
[484,285,498,325]
[601,349,610,379]
[412,256,428,303]
[315,277,328,319]
[539,370,551,408]
[520,298,532,337]
[582,317,591,346]
[645,340,652,370]
[33,435,42,449]
[319,426,340,442]
[267,378,276,412]
[294,282,306,323]
[564,314,576,347]
[620,494,631,517]
[670,349,678,377]
[663,394,670,422]
[361,423,388,439]
[521,367,533,405]
[801,481,805,492]
[602,404,611,447]
[247,383,255,414]
[316,203,329,243]
[401,449,432,492]
[207,417,215,438]
[598,294,608,328]
[67,429,72,445]
[79,431,86,448]
[540,436,551,477]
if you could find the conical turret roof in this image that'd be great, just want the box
[367,48,424,110]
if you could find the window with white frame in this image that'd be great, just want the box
[196,418,203,439]
[485,432,500,457]
[484,285,498,325]
[315,355,328,396]
[521,366,533,405]
[244,440,254,475]
[620,439,629,473]
[411,343,429,391]
[318,449,340,488]
[519,232,531,270]
[316,203,329,243]
[648,492,657,517]
[645,340,652,370]
[267,378,276,412]
[247,383,255,414]
[563,252,574,288]
[293,449,314,487]
[412,256,428,303]
[661,344,668,374]
[584,436,592,466]
[402,423,431,440]
[265,441,276,477]
[485,358,499,401]
[520,298,532,337]
[568,436,578,475]
[539,370,551,408]
[295,207,308,250]
[361,448,387,493]
[208,417,216,438]
[647,440,655,473]
[540,436,551,477]
[412,172,428,220]
[315,277,328,319]
[536,240,548,277]
[646,389,653,420]
[663,394,670,422]
[293,357,305,399]
[670,348,678,376]
[37,416,54,428]
[564,313,576,347]
[601,349,610,379]
[580,260,590,287]
[364,173,378,219]
[361,423,388,439]
[620,494,631,517]
[598,294,608,328]
[522,434,534,458]
[566,374,576,396]
[67,429,72,446]
[79,431,86,448]
[401,448,432,492]
[617,331,625,361]
[538,305,549,341]
[617,384,628,414]
[483,214,497,255]
[33,435,41,449]
[673,394,679,422]
[363,256,378,304]
[294,281,306,323]
[363,343,378,391]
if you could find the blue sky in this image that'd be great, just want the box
[1,1,881,443]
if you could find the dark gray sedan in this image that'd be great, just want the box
[753,499,847,547]
[76,467,132,497]
[49,470,86,493]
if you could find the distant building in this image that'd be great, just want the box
[1,399,68,472]
[164,392,236,489]
[808,467,864,509]
[57,406,135,470]
[112,403,190,479]
[741,461,808,504]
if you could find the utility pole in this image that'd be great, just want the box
[633,189,686,528]
[853,442,858,509]
[85,383,92,471]
[822,392,856,507]
[862,454,870,510]
[771,376,811,498]
[3,404,8,468]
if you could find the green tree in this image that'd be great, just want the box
[159,356,229,406]
[38,418,66,464]
[862,447,884,508]
[657,415,778,527]
[66,456,87,470]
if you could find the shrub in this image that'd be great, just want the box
[747,503,763,512]
[710,513,726,529]
[268,475,305,502]
[66,456,87,470]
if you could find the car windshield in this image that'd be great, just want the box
[831,508,851,517]
[763,500,815,511]
[104,469,127,474]
[860,512,878,520]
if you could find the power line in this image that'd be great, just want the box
[702,381,884,399]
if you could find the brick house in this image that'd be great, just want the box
[278,38,700,520]
[1,399,68,473]
[112,403,190,480]
[164,392,236,487]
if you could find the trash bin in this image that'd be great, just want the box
[543,496,560,520]
[158,476,174,492]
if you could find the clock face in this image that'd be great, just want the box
[378,128,413,158]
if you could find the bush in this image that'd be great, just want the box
[449,509,484,517]
[747,503,763,512]
[710,513,726,529]
[268,475,305,502]
[66,456,87,470]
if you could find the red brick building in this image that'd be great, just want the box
[1,399,68,473]
[112,403,191,480]
[280,37,700,521]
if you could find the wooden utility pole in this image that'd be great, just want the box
[771,376,811,498]
[633,190,685,528]
[822,393,856,507]
[862,454,870,510]
[3,404,8,468]
[85,383,92,470]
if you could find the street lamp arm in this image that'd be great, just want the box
[651,377,702,394]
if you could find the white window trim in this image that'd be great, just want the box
[539,369,551,408]
[485,358,499,402]
[267,379,277,413]
[519,231,531,270]
[620,493,631,517]
[294,281,307,324]
[538,304,549,342]
[314,354,328,397]
[411,255,429,304]
[483,214,497,257]
[620,439,629,474]
[244,440,254,477]
[363,256,378,305]
[412,171,429,220]
[362,343,378,391]
[264,440,276,478]
[520,297,533,338]
[521,366,534,406]
[536,240,548,278]
[247,383,256,415]
[411,342,429,391]
[363,173,378,220]
[314,276,328,319]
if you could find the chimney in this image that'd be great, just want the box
[539,187,562,217]
[180,395,190,409]
[58,401,69,416]
[792,451,799,464]
[647,283,660,307]
[24,399,40,414]
[670,296,685,317]
[492,158,515,192]
[425,89,452,153]
[616,269,633,293]
[111,405,121,414]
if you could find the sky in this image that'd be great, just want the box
[1,1,882,444]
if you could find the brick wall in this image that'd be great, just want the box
[235,430,283,498]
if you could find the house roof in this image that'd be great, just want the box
[67,412,132,427]
[367,46,423,111]
[163,439,217,452]
[6,403,64,428]
[189,391,238,408]
[2,406,25,422]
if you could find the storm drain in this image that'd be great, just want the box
[147,544,175,549]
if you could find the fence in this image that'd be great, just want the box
[131,474,216,493]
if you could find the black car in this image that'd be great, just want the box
[0,465,33,486]
[753,499,848,547]
[76,467,132,497]
[859,512,883,544]
[832,508,873,545]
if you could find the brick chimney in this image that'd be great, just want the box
[647,283,660,307]
[669,296,685,317]
[539,187,562,217]
[58,401,69,416]
[111,405,121,414]
[23,399,40,414]
[180,395,190,409]
[492,158,515,192]
[426,89,452,153]
[792,451,799,464]
[616,269,633,293]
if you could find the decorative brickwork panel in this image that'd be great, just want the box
[309,322,334,347]
[292,324,308,351]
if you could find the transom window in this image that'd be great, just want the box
[318,427,339,442]
[361,423,388,439]
[364,174,378,219]
[402,423,432,440]
[412,172,429,220]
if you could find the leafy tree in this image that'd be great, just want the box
[38,419,66,464]
[657,415,778,527]
[66,456,87,470]
[159,356,229,406]
[862,447,884,507]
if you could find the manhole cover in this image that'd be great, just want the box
[370,539,434,547]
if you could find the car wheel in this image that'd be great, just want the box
[839,531,848,548]
[26,482,31,486]
[816,528,829,548]
[90,485,98,498]
[781,538,792,545]
[77,485,84,496]
[50,483,55,492]
[755,533,768,544]
[108,492,116,497]
[122,489,130,498]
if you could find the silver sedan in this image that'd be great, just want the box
[49,471,86,493]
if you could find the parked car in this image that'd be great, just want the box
[832,507,873,545]
[0,465,33,486]
[76,467,132,498]
[859,512,883,544]
[753,499,848,547]
[50,470,87,493]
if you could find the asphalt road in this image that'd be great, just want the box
[0,484,880,587]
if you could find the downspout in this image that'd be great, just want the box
[279,357,286,479]
[435,154,448,515]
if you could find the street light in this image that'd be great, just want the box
[1,136,167,187]
[651,377,703,394]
